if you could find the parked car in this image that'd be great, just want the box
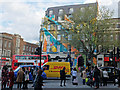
[100,66,119,82]
[14,65,47,81]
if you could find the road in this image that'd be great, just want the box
[0,73,119,90]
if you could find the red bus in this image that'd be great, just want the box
[12,55,51,70]
[0,58,11,69]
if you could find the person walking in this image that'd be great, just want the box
[99,67,103,86]
[71,67,77,81]
[24,70,29,89]
[16,68,24,89]
[81,69,87,85]
[103,69,109,86]
[34,69,43,90]
[22,67,25,89]
[118,69,120,88]
[93,66,100,89]
[9,68,14,90]
[60,67,66,87]
[89,66,94,87]
[1,65,9,89]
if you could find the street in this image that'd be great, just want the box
[0,73,119,90]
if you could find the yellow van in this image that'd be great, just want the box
[42,62,71,79]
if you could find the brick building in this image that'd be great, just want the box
[0,33,38,60]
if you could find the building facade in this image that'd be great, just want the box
[41,2,98,59]
[0,33,38,68]
[41,2,120,67]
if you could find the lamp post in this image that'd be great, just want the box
[39,25,43,69]
[39,42,42,69]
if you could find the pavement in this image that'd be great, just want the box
[0,73,120,90]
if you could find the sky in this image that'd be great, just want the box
[0,0,119,44]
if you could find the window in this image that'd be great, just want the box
[8,51,11,57]
[42,56,47,60]
[58,9,64,15]
[69,8,74,14]
[48,25,51,30]
[4,40,7,48]
[89,6,93,10]
[47,35,50,42]
[23,45,25,51]
[116,34,118,40]
[47,45,50,52]
[57,25,61,30]
[98,45,102,52]
[103,35,106,41]
[57,45,60,52]
[8,42,11,48]
[68,15,73,19]
[58,16,62,21]
[80,7,85,12]
[0,39,2,47]
[26,46,28,51]
[43,65,49,70]
[0,50,2,56]
[29,46,31,51]
[68,34,72,40]
[57,35,61,41]
[49,10,53,15]
[110,35,113,41]
[32,48,34,52]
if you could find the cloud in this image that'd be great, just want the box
[84,0,119,17]
[0,0,119,44]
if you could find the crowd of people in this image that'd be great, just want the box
[1,65,120,89]
[70,66,120,89]
[1,65,43,90]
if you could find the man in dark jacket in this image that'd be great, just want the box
[118,69,120,88]
[60,67,66,87]
[93,66,100,89]
[34,69,43,90]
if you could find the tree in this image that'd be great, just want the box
[64,6,115,66]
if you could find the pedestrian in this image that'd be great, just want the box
[60,67,66,87]
[1,65,9,89]
[99,67,103,86]
[32,67,39,87]
[24,70,29,89]
[33,67,37,80]
[81,68,87,85]
[34,69,43,90]
[22,67,25,89]
[9,68,14,90]
[118,69,120,88]
[103,69,109,86]
[93,66,100,89]
[89,66,94,87]
[71,67,77,82]
[16,68,24,89]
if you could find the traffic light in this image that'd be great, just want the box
[109,51,113,61]
[78,56,84,66]
[35,47,41,55]
[117,47,119,59]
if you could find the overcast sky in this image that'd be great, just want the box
[0,0,119,44]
